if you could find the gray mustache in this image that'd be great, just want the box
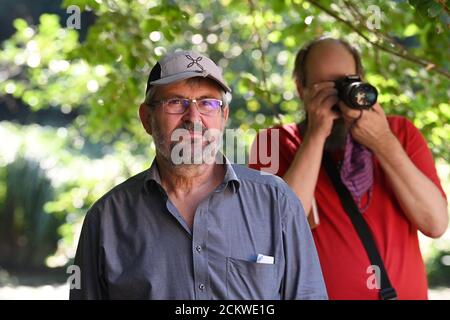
[177,121,207,134]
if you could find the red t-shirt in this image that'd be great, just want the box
[249,116,446,300]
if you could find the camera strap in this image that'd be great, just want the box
[322,152,397,300]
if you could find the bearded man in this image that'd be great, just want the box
[70,50,327,300]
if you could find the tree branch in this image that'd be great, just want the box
[436,0,450,15]
[305,0,450,79]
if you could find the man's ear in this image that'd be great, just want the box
[222,105,229,123]
[295,78,305,101]
[139,103,153,135]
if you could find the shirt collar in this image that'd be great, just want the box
[144,154,241,194]
[220,155,241,193]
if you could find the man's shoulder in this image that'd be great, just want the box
[232,164,293,194]
[232,164,304,217]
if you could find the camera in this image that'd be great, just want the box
[334,75,378,110]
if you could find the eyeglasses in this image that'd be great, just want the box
[156,98,223,115]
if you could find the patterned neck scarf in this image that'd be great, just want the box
[339,133,374,212]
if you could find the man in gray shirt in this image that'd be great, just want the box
[69,50,327,300]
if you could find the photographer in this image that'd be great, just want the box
[249,37,448,299]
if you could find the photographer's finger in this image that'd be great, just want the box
[310,81,335,98]
[353,110,364,125]
[337,100,360,118]
[315,87,338,106]
[322,94,339,112]
[371,102,384,114]
[330,109,341,120]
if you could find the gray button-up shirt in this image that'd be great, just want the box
[70,158,327,300]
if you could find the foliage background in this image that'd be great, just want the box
[0,0,449,291]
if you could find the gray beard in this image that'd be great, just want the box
[151,117,224,167]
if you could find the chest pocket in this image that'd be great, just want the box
[226,257,277,299]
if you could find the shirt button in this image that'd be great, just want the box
[199,284,205,291]
[196,245,202,252]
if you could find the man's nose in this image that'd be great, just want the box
[182,101,202,122]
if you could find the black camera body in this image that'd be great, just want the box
[334,75,378,110]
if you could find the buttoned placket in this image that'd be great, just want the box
[190,181,230,299]
[151,171,233,299]
[192,197,210,299]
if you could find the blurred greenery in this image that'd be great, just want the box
[427,248,450,287]
[0,156,60,269]
[0,0,449,282]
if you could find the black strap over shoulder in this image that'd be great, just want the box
[322,152,397,300]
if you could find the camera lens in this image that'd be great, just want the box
[350,83,377,109]
[335,76,378,110]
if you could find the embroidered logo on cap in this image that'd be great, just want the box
[186,55,204,71]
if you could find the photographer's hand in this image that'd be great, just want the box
[303,82,340,142]
[338,102,394,151]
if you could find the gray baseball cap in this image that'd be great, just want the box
[145,50,232,97]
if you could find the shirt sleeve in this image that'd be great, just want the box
[69,207,107,300]
[279,186,328,300]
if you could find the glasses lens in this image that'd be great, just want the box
[198,99,222,114]
[164,98,186,114]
